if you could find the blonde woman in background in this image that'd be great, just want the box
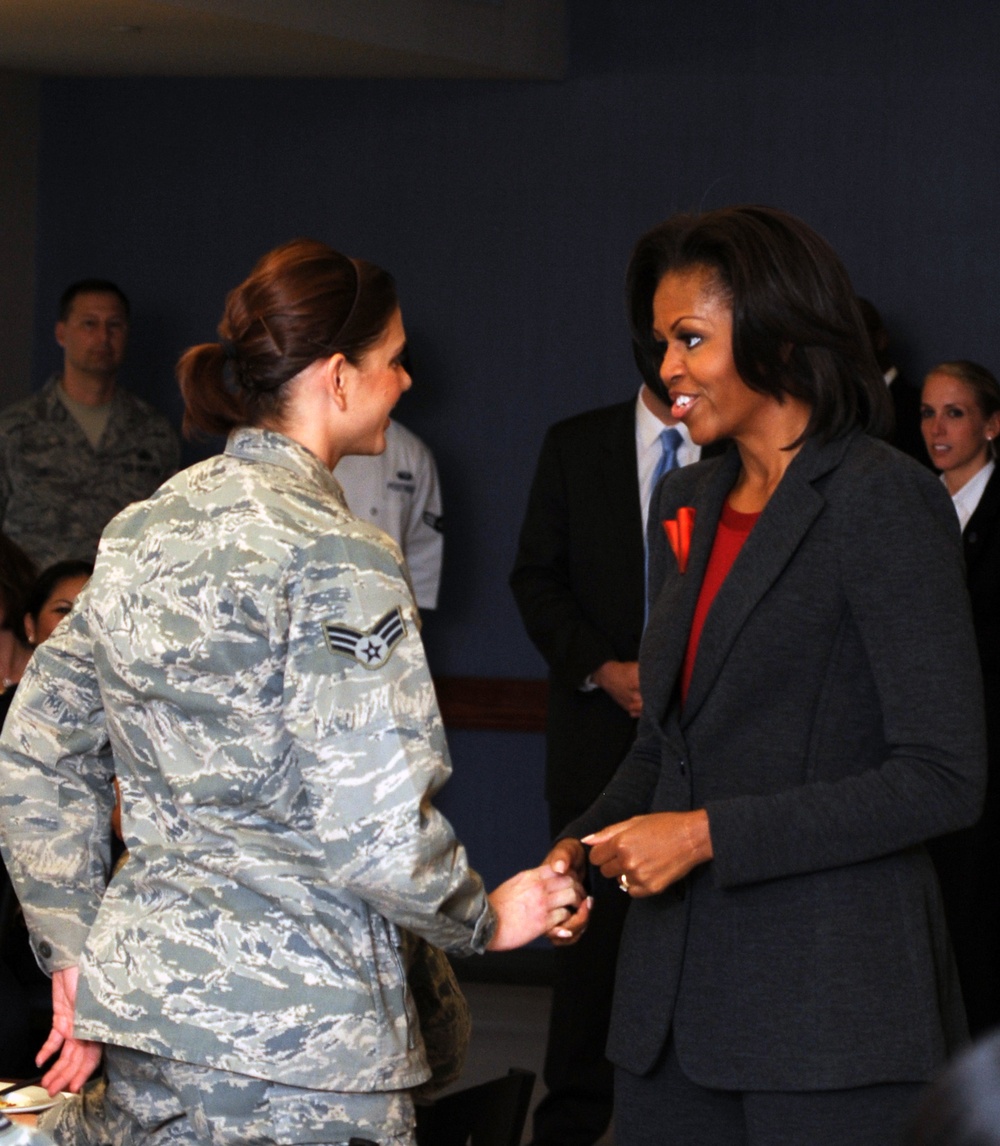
[922,360,1000,1037]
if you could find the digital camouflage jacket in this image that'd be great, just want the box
[0,427,495,1092]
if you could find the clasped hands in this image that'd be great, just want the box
[486,861,591,950]
[540,809,713,946]
[591,660,642,718]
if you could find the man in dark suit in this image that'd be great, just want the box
[510,377,704,1146]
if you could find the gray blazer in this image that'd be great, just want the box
[570,430,986,1091]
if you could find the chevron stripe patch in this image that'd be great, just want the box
[323,607,407,670]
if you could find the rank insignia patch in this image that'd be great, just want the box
[323,607,407,670]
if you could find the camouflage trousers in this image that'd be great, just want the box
[38,1045,416,1146]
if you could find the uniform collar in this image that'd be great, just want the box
[225,426,347,506]
[41,374,129,453]
[45,373,122,408]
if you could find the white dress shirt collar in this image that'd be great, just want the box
[947,459,994,532]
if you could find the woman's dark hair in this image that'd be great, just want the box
[0,535,36,642]
[904,1030,1000,1145]
[625,205,891,445]
[926,360,1000,421]
[23,560,94,629]
[178,238,398,438]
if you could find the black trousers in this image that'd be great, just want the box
[530,802,631,1146]
[615,1038,925,1146]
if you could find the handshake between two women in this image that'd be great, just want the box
[485,860,593,950]
[483,808,712,952]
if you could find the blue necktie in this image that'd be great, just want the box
[645,427,683,621]
[651,426,683,492]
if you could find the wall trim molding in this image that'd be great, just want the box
[434,676,547,733]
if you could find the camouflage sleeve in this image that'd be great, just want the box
[0,596,115,972]
[279,532,496,954]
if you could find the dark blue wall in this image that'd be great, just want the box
[31,0,1000,882]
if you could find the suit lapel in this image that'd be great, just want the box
[679,434,853,728]
[643,449,739,727]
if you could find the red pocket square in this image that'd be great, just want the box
[663,506,696,573]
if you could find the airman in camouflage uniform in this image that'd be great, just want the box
[0,427,499,1145]
[0,279,179,569]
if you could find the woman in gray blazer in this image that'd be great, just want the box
[549,207,986,1146]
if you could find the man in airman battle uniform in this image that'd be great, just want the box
[0,280,178,567]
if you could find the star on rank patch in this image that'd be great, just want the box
[323,607,407,670]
